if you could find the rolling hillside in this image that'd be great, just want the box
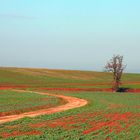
[0,67,140,89]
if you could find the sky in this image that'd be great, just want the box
[0,0,140,73]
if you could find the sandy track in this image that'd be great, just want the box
[0,90,88,124]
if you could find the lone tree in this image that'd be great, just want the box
[105,55,126,91]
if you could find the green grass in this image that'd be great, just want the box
[0,91,140,140]
[0,67,140,89]
[0,67,140,139]
[0,90,64,114]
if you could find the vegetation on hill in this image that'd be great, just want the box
[0,67,140,89]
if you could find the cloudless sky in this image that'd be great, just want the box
[0,0,140,72]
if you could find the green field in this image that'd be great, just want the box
[0,67,140,89]
[0,67,140,139]
[0,90,64,116]
[0,91,140,139]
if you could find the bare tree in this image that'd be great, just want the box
[105,55,126,91]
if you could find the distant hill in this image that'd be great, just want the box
[0,67,140,89]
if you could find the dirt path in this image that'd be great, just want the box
[0,90,88,124]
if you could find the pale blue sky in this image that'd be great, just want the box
[0,0,140,72]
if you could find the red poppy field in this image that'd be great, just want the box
[0,91,140,139]
[0,67,140,139]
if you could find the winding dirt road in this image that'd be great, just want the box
[0,90,88,124]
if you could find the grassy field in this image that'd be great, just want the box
[0,67,140,139]
[0,91,140,139]
[0,67,140,89]
[0,90,65,116]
